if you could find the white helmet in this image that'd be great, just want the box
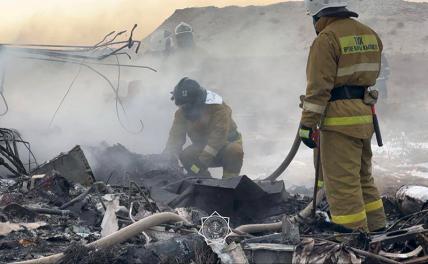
[304,0,348,16]
[175,22,193,36]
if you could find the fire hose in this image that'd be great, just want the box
[234,189,326,235]
[264,129,302,182]
[265,89,383,182]
[11,212,190,264]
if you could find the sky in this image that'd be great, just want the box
[0,0,426,44]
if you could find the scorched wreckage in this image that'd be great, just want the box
[1,0,428,263]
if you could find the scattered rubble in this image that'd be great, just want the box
[1,142,428,264]
[33,146,94,187]
[0,128,37,177]
[396,185,428,215]
[0,222,46,237]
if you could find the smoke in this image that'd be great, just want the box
[0,0,427,188]
[0,50,167,159]
[0,30,313,185]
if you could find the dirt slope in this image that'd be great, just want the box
[145,0,428,56]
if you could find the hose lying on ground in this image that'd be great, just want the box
[292,189,326,224]
[235,222,282,234]
[233,189,326,235]
[11,212,190,264]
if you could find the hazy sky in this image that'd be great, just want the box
[0,0,426,44]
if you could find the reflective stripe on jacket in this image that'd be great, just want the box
[301,17,383,139]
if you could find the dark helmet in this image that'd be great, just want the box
[171,78,207,106]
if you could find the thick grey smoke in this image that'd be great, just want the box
[1,0,427,188]
[0,51,166,159]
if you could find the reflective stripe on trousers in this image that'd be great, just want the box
[365,199,383,213]
[332,210,367,225]
[331,199,383,226]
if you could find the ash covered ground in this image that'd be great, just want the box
[1,143,428,264]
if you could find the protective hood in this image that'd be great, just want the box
[317,6,358,18]
[205,90,223,105]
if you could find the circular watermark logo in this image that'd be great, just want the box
[198,211,232,245]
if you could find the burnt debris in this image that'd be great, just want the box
[1,140,428,264]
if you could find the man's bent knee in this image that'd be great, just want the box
[222,143,244,177]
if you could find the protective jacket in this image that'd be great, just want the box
[301,17,383,139]
[165,99,240,167]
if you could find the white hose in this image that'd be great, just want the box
[233,189,326,235]
[11,212,189,264]
[129,202,151,245]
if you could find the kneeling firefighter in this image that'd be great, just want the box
[163,78,244,178]
[299,0,386,232]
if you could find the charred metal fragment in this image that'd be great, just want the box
[370,225,428,262]
[244,243,295,264]
[121,234,206,264]
[293,238,362,264]
[1,25,143,61]
[162,176,290,226]
[32,145,95,186]
[26,171,72,206]
[58,242,120,264]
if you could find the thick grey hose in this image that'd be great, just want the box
[264,130,301,182]
[233,189,326,235]
[26,207,73,217]
[235,222,282,234]
[59,187,92,210]
[11,212,189,264]
[292,188,326,224]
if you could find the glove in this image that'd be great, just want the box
[190,164,201,174]
[299,125,319,149]
[189,160,208,175]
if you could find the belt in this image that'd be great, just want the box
[329,86,366,102]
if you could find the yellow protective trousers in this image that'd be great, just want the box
[320,130,386,232]
[179,142,243,178]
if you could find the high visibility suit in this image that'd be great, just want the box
[301,17,386,231]
[165,92,243,178]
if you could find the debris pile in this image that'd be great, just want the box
[0,128,37,177]
[1,142,428,263]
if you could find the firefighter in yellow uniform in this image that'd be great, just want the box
[164,77,244,178]
[300,0,386,232]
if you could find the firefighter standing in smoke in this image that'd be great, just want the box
[299,0,386,231]
[163,78,244,178]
